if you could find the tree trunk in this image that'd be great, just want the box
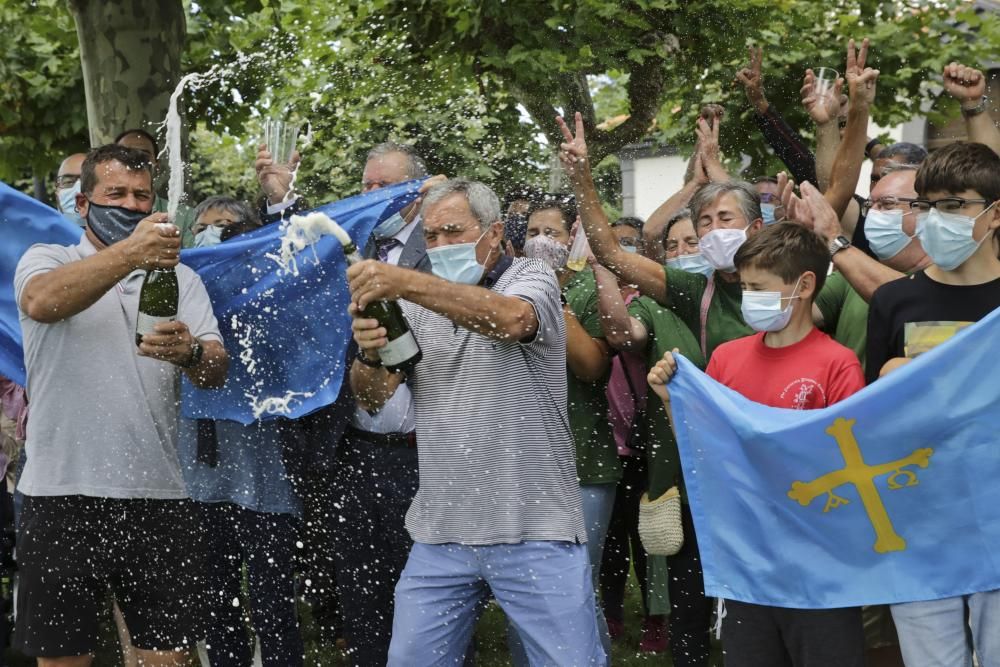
[68,0,185,147]
[33,173,48,204]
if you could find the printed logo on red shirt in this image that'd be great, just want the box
[780,378,827,409]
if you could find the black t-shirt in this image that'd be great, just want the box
[865,270,1000,383]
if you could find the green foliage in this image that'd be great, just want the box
[4,0,999,202]
[0,0,88,184]
[182,1,547,204]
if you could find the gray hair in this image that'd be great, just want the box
[879,142,927,165]
[689,181,761,231]
[879,162,920,176]
[366,142,428,179]
[421,178,501,231]
[193,195,259,227]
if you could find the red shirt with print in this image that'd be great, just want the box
[706,327,865,409]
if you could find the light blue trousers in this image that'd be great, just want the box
[387,541,606,667]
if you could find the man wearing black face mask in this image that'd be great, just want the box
[13,144,228,663]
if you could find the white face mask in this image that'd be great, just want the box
[666,252,714,277]
[372,211,408,239]
[865,208,915,261]
[427,228,492,284]
[741,277,802,333]
[698,224,750,273]
[916,204,996,271]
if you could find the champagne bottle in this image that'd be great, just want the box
[136,268,179,346]
[339,235,422,374]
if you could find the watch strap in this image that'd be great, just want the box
[829,235,852,257]
[183,338,204,369]
[355,348,383,368]
[961,96,988,118]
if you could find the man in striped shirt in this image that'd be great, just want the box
[347,179,605,666]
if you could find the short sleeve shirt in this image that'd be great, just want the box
[662,266,753,360]
[15,236,222,499]
[815,272,869,371]
[401,258,586,545]
[563,268,620,485]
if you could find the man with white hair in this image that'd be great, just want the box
[348,178,605,666]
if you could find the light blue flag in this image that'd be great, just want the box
[1,179,418,423]
[668,308,1000,609]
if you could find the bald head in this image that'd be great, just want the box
[56,153,87,191]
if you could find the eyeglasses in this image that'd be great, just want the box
[759,193,781,204]
[861,196,918,215]
[618,237,642,248]
[56,174,80,189]
[908,198,990,214]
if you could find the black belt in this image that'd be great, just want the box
[345,424,417,449]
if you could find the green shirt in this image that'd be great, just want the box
[815,272,869,371]
[563,269,620,485]
[662,266,753,360]
[628,296,705,500]
[154,195,198,249]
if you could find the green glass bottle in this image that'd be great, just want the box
[136,268,179,346]
[342,240,422,374]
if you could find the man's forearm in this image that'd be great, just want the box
[402,271,538,341]
[965,111,1000,156]
[184,340,229,389]
[642,180,700,263]
[20,244,134,323]
[814,122,841,191]
[349,358,403,412]
[832,247,904,302]
[826,101,870,219]
[569,165,670,304]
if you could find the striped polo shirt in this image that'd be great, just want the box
[401,257,586,545]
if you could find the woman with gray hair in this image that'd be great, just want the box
[191,196,263,248]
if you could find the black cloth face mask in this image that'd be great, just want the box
[85,199,148,246]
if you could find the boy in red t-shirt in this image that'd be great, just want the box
[648,223,866,667]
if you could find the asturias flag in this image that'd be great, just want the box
[668,308,1000,609]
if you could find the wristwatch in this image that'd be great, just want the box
[961,96,989,118]
[829,235,852,257]
[355,348,383,368]
[183,338,204,368]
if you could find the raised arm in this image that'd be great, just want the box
[591,260,648,351]
[737,45,818,185]
[348,258,538,343]
[20,215,177,323]
[696,116,731,183]
[558,112,671,305]
[943,62,1000,156]
[783,178,903,305]
[825,38,878,230]
[642,169,705,264]
[800,68,847,193]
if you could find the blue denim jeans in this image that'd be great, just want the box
[388,541,605,666]
[891,590,1000,667]
[507,483,615,667]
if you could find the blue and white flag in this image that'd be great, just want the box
[0,179,419,423]
[668,308,1000,608]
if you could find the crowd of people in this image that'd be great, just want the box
[1,36,999,667]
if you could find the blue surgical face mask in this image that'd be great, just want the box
[865,208,914,260]
[761,203,777,226]
[85,200,148,246]
[666,252,714,277]
[427,228,492,284]
[741,277,802,333]
[58,182,84,227]
[194,224,224,248]
[372,211,408,239]
[916,204,996,271]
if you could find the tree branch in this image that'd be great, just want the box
[587,54,666,164]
